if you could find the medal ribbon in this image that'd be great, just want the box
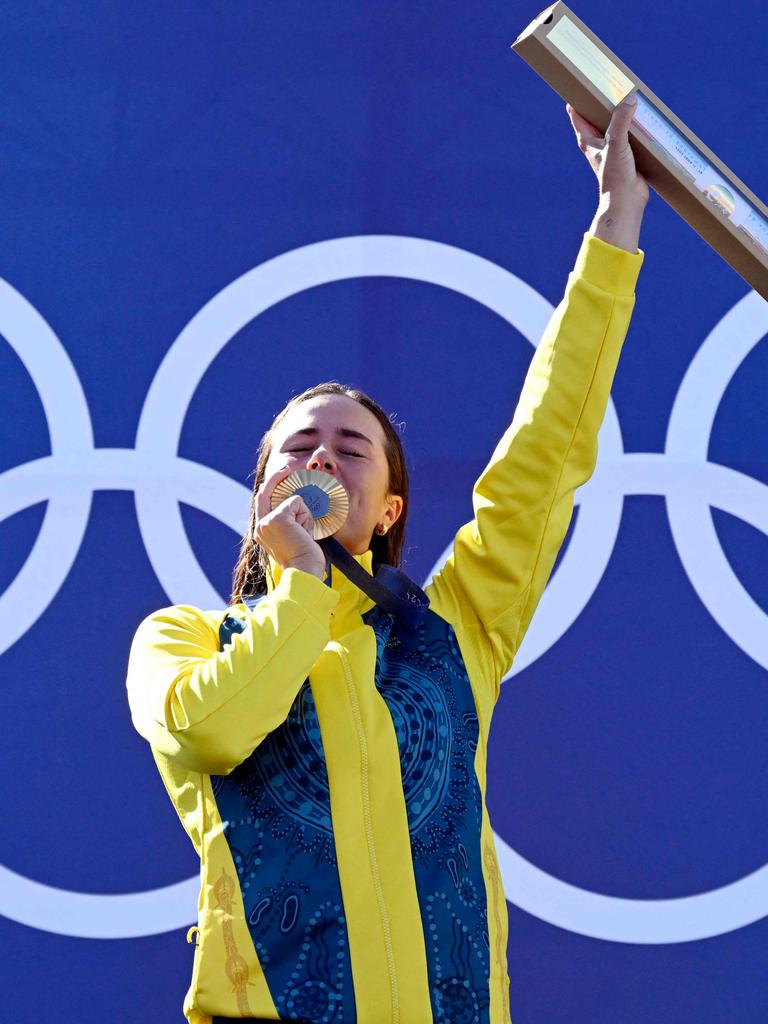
[318,536,429,628]
[274,471,429,627]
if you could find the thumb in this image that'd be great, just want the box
[605,91,638,143]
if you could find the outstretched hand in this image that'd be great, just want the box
[567,93,649,208]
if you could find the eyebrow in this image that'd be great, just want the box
[283,427,374,447]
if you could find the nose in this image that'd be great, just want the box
[307,448,336,474]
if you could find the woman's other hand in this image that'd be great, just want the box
[567,92,649,252]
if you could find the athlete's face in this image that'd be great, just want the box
[265,394,403,555]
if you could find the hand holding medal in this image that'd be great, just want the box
[270,469,349,539]
[255,468,348,578]
[259,466,428,625]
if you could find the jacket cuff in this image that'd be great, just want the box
[270,565,340,624]
[575,232,645,297]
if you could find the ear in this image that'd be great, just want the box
[383,493,404,528]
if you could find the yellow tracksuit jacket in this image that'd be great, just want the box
[126,233,644,1023]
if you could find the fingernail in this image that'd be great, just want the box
[625,93,637,105]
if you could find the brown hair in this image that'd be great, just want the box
[230,381,409,603]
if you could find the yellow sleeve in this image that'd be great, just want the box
[125,567,340,775]
[426,233,644,699]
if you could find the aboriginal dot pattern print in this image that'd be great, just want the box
[213,613,353,1023]
[212,603,490,1023]
[363,603,490,1024]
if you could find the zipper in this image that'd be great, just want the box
[335,644,399,1024]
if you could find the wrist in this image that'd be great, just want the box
[590,192,647,253]
[285,558,326,580]
[597,188,648,213]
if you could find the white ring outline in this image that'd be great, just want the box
[0,278,94,656]
[666,288,768,670]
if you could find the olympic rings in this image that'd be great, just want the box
[1,237,766,942]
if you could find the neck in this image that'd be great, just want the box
[265,548,375,595]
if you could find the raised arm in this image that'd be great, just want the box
[426,94,648,697]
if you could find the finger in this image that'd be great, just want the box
[566,103,602,141]
[566,103,604,155]
[282,495,317,538]
[283,493,312,522]
[298,508,315,536]
[256,466,292,521]
[605,92,638,142]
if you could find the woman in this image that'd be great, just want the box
[126,96,648,1024]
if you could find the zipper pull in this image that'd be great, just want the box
[186,926,200,946]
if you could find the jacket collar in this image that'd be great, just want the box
[266,548,376,622]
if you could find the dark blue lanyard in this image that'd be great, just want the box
[318,536,429,628]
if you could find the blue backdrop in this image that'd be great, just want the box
[1,3,767,1021]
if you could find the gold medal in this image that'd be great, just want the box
[270,468,349,540]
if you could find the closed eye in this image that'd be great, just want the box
[288,447,363,458]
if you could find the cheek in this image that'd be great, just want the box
[343,466,371,501]
[350,465,385,504]
[270,452,302,473]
